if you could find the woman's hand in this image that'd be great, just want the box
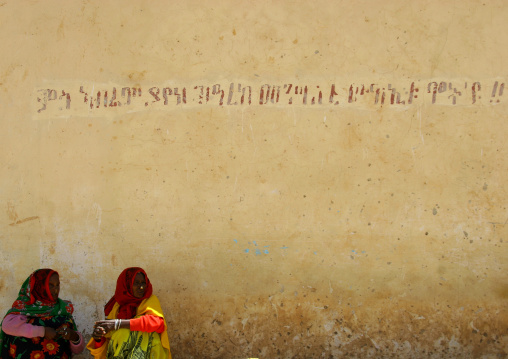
[94,320,116,334]
[93,319,129,340]
[44,327,57,340]
[56,326,79,342]
[92,324,106,341]
[93,320,118,340]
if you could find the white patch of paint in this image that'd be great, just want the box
[370,338,380,349]
[324,321,335,331]
[448,336,462,350]
[469,321,479,332]
[408,312,425,320]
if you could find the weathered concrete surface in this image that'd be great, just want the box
[0,1,507,358]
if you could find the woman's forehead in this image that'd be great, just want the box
[134,272,146,280]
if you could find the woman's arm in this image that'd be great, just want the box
[1,314,45,338]
[130,315,165,333]
[94,315,165,335]
[69,331,85,354]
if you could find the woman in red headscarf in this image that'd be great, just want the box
[0,268,85,358]
[87,267,171,359]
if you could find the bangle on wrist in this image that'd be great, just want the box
[114,319,123,330]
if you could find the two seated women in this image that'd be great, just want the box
[0,267,171,359]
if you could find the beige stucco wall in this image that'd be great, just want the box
[1,1,507,357]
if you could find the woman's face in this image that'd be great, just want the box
[132,273,147,298]
[48,273,60,300]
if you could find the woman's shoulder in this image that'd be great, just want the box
[139,294,161,307]
[145,294,161,305]
[138,294,164,315]
[61,299,73,306]
[4,312,28,321]
[59,299,75,314]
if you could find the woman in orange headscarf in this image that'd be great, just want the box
[86,267,171,359]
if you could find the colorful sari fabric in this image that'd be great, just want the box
[87,296,171,359]
[0,269,77,359]
[87,268,171,359]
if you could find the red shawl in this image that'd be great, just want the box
[104,267,153,319]
[29,268,57,304]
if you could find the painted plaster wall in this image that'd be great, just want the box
[0,1,507,358]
